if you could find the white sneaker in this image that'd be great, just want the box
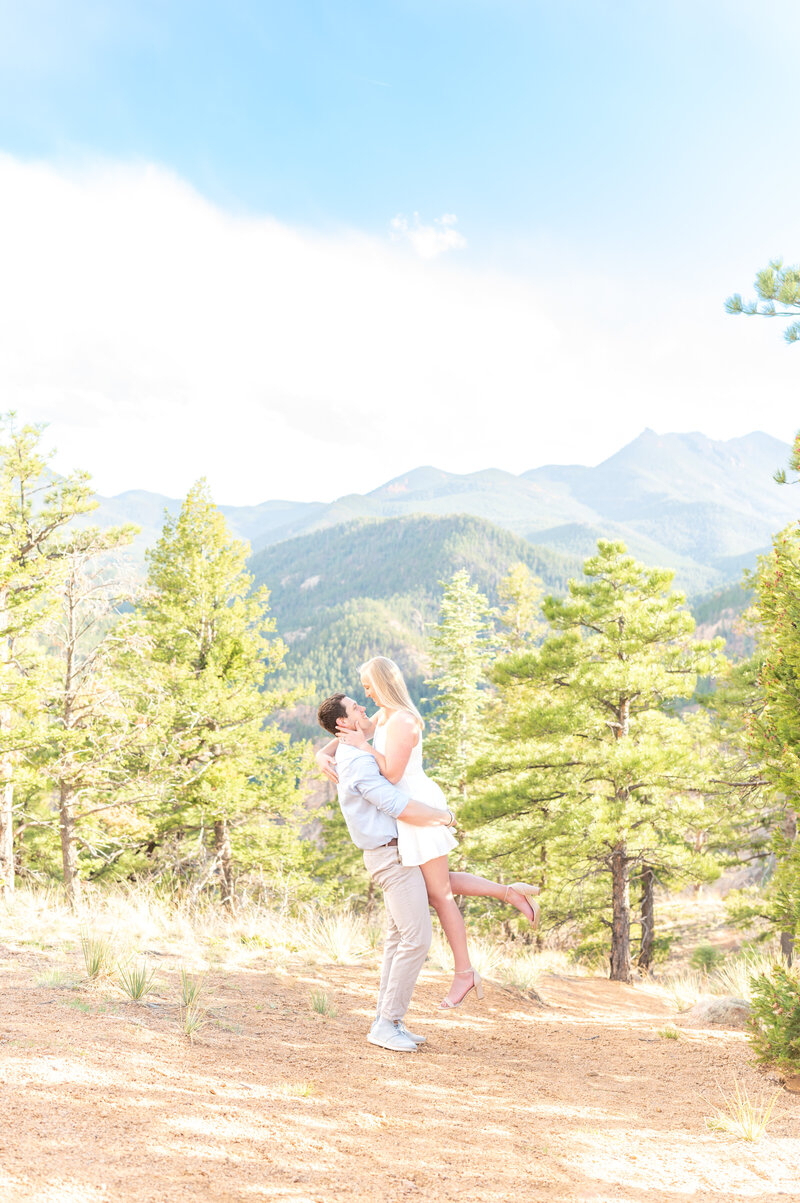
[367,1018,418,1052]
[372,1015,426,1045]
[397,1021,426,1044]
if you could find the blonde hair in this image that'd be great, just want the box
[359,656,423,729]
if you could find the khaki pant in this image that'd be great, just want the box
[363,844,432,1022]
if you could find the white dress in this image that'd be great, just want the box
[374,719,458,867]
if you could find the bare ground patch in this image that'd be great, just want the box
[1,938,798,1202]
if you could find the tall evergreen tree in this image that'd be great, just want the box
[468,541,725,981]
[38,524,143,905]
[497,562,545,653]
[737,525,800,961]
[0,417,95,894]
[136,480,305,908]
[425,569,493,807]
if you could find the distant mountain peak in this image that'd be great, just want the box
[89,429,794,595]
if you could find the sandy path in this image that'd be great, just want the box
[1,942,798,1202]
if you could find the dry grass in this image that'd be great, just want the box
[658,968,709,1012]
[302,909,374,965]
[711,948,783,1002]
[704,1079,780,1142]
[655,946,785,1013]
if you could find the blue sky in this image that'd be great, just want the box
[0,1,799,502]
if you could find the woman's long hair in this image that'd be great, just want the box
[359,656,424,729]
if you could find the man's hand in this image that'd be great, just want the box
[315,749,339,784]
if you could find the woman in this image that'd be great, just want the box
[316,656,540,1009]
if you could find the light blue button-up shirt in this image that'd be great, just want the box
[334,744,410,850]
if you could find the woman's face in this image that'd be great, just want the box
[361,675,375,702]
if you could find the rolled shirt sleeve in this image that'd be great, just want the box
[353,757,410,819]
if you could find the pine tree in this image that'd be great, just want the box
[0,416,95,894]
[742,525,800,961]
[37,524,144,905]
[136,480,306,908]
[497,562,545,653]
[425,569,493,807]
[467,541,725,981]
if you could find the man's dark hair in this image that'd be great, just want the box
[318,692,347,736]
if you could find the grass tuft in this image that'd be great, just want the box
[178,965,205,1007]
[280,1080,315,1097]
[302,909,372,965]
[704,1079,779,1141]
[711,949,783,1003]
[659,968,708,1012]
[657,1026,680,1040]
[310,989,337,1017]
[79,925,115,982]
[35,968,80,990]
[500,950,542,993]
[180,1001,207,1042]
[117,958,157,1001]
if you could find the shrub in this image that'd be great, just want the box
[748,964,800,1070]
[690,944,725,974]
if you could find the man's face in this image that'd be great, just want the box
[340,696,366,731]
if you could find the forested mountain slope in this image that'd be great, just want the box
[249,514,580,721]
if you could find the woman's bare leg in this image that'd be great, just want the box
[448,871,539,925]
[420,856,477,1007]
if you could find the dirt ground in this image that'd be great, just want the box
[1,938,798,1203]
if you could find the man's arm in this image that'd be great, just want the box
[353,757,456,828]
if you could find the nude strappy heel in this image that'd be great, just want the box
[504,882,541,930]
[440,968,484,1009]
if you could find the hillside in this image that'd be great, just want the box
[250,514,581,719]
[91,429,797,593]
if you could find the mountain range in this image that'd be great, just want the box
[87,429,796,731]
[94,429,796,595]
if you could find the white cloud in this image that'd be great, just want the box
[0,152,796,506]
[390,212,467,259]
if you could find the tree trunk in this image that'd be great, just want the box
[691,829,706,900]
[637,864,655,972]
[608,695,632,981]
[609,843,632,982]
[780,929,794,967]
[0,587,13,896]
[0,766,13,897]
[58,579,80,907]
[780,810,797,966]
[214,818,235,912]
[59,783,81,909]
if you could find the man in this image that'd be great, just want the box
[317,692,459,1053]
